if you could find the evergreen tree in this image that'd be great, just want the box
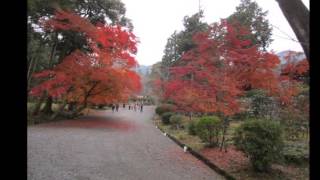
[227,0,273,50]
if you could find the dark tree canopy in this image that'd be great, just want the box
[162,31,179,67]
[161,11,209,67]
[28,0,132,28]
[227,0,273,50]
[27,0,133,77]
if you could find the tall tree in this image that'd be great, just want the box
[177,11,209,56]
[227,0,273,51]
[162,31,179,67]
[161,11,209,67]
[275,0,309,61]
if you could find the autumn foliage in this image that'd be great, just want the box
[30,9,141,113]
[160,20,308,115]
[278,52,309,105]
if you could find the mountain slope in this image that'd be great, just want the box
[276,50,306,65]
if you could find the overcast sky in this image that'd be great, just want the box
[122,0,309,66]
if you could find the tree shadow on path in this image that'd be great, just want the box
[38,113,138,132]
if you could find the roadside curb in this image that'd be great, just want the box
[155,124,236,180]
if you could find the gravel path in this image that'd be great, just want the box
[28,106,224,180]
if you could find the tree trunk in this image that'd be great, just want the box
[276,0,309,61]
[32,92,47,115]
[215,129,220,147]
[28,39,43,91]
[27,57,37,79]
[69,82,98,118]
[220,117,229,151]
[220,126,226,151]
[40,34,58,115]
[49,36,57,67]
[68,102,76,111]
[71,105,87,118]
[208,129,213,146]
[70,97,89,118]
[189,112,193,121]
[50,100,68,120]
[27,57,36,90]
[42,96,54,115]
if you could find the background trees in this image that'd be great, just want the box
[154,1,309,175]
[156,0,309,127]
[162,11,209,67]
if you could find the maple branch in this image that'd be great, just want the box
[89,86,112,96]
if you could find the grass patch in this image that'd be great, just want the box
[153,114,206,152]
[282,140,309,165]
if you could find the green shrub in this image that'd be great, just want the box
[170,114,183,129]
[161,112,174,124]
[188,120,198,135]
[247,90,277,119]
[155,106,163,115]
[196,116,222,147]
[155,104,176,115]
[234,119,284,172]
[231,111,249,121]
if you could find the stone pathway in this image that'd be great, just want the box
[28,106,224,180]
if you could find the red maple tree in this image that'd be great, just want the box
[161,20,291,116]
[30,9,141,116]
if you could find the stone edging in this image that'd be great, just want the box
[155,125,236,180]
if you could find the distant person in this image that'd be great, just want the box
[123,103,125,108]
[140,103,143,112]
[134,104,137,111]
[129,104,131,110]
[116,104,119,112]
[112,104,115,112]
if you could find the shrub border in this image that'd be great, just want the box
[154,123,236,180]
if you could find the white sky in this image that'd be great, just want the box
[122,0,309,66]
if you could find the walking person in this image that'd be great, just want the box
[140,103,143,112]
[116,104,119,112]
[111,104,115,112]
[134,104,137,111]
